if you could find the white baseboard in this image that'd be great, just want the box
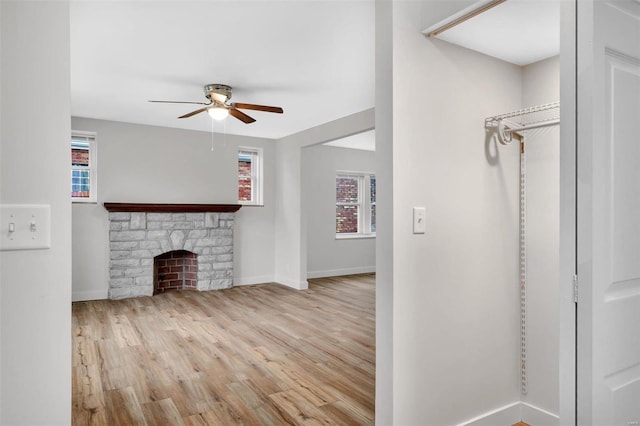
[237,267,376,286]
[72,289,109,302]
[456,402,521,426]
[233,275,276,286]
[72,270,371,300]
[306,266,375,279]
[520,402,560,426]
[457,401,559,426]
[274,275,309,290]
[72,277,300,299]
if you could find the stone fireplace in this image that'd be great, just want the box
[104,203,241,299]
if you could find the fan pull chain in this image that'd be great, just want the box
[211,120,215,151]
[519,139,527,395]
[210,118,228,151]
[222,119,227,147]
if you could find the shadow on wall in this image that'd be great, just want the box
[485,129,501,166]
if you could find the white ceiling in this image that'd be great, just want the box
[324,129,375,151]
[70,1,375,140]
[424,0,560,66]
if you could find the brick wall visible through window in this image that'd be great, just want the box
[238,147,263,205]
[370,175,376,233]
[336,176,359,233]
[336,172,376,237]
[238,156,253,201]
[71,131,97,203]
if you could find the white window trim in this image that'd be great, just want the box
[335,171,376,238]
[238,146,263,206]
[335,233,376,240]
[71,130,97,203]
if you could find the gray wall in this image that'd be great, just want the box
[303,145,376,278]
[1,2,72,423]
[71,117,277,300]
[273,109,375,290]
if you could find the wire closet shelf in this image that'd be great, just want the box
[485,101,560,145]
[485,100,560,396]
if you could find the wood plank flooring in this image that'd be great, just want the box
[72,274,375,425]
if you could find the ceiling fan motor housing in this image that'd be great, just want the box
[204,84,232,104]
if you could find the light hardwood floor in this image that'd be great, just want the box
[72,274,375,425]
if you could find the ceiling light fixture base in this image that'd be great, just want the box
[204,84,232,104]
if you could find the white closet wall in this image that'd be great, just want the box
[521,56,560,417]
[386,2,561,424]
[391,3,523,423]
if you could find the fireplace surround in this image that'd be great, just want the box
[104,203,241,299]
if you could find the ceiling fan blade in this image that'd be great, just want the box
[229,108,256,124]
[232,103,283,114]
[178,108,207,119]
[149,100,211,105]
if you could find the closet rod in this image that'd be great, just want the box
[424,0,507,38]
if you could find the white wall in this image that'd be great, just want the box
[375,0,394,422]
[0,1,72,424]
[71,117,276,300]
[303,145,376,278]
[381,2,562,424]
[521,55,560,418]
[558,4,577,423]
[391,3,525,424]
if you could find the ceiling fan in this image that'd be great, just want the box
[149,84,283,124]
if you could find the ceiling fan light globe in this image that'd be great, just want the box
[208,107,229,121]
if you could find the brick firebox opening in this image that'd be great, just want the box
[154,250,197,294]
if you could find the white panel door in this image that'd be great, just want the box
[577,1,640,425]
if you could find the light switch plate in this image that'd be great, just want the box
[413,207,426,234]
[0,204,51,251]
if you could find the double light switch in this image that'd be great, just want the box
[0,204,51,251]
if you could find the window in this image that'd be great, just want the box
[238,147,263,205]
[71,131,97,203]
[336,172,376,238]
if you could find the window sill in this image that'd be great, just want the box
[335,233,376,240]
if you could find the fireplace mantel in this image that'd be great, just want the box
[104,203,242,213]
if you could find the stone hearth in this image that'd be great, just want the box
[105,203,241,299]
